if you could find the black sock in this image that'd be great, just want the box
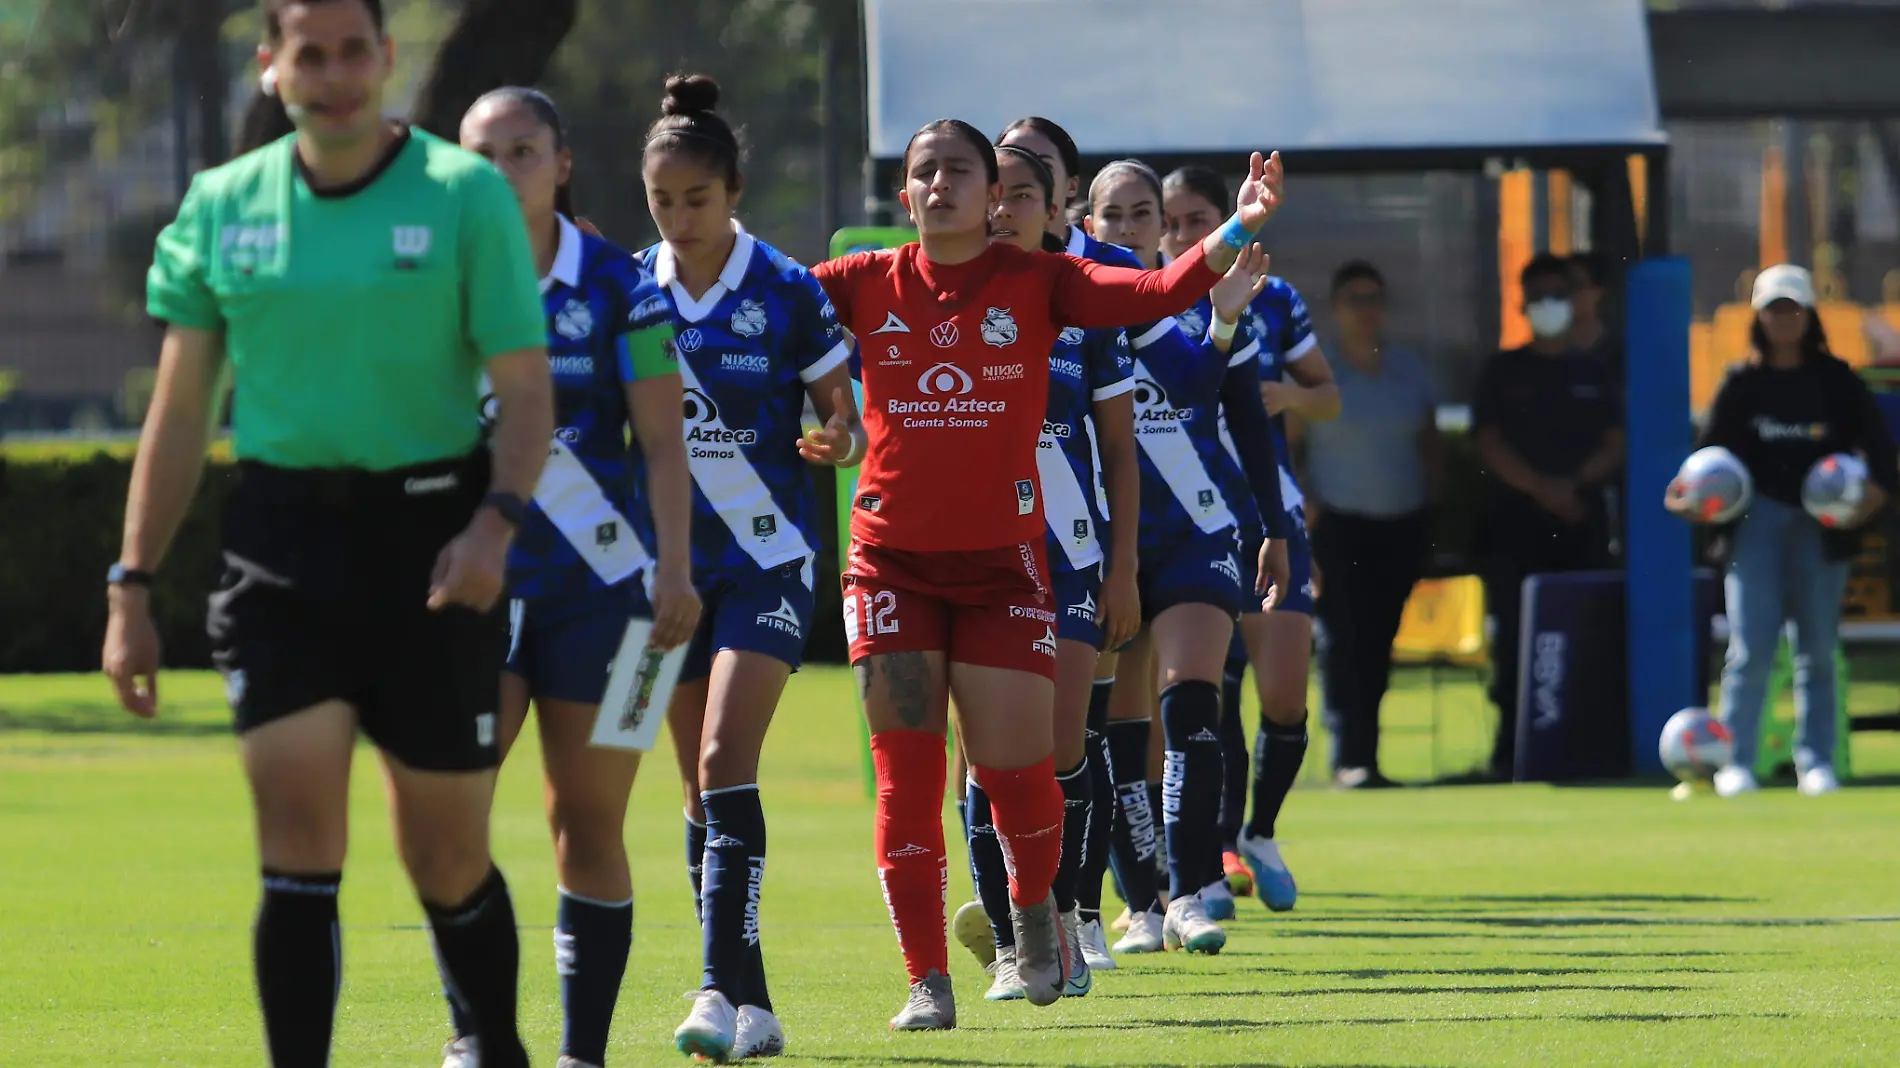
[1218,665,1249,854]
[1160,680,1224,902]
[685,813,708,924]
[255,869,341,1068]
[426,866,528,1068]
[1248,715,1310,841]
[965,778,1015,949]
[555,889,632,1065]
[701,785,771,1012]
[1052,759,1091,914]
[1077,684,1115,924]
[1104,719,1160,914]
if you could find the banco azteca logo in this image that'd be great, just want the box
[683,387,720,424]
[917,362,974,396]
[1131,377,1169,409]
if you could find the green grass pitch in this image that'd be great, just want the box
[2,665,1898,1066]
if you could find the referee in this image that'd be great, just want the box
[100,3,551,1066]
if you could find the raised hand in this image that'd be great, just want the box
[1211,242,1271,326]
[1235,151,1285,233]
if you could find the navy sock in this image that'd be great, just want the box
[555,889,632,1065]
[685,813,708,924]
[426,866,528,1068]
[701,786,771,1012]
[965,779,1015,948]
[1077,681,1115,923]
[1051,760,1091,914]
[256,869,341,1068]
[1104,719,1160,914]
[1248,716,1310,841]
[1160,680,1223,902]
[1218,667,1249,854]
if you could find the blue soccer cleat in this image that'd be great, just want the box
[1237,830,1297,912]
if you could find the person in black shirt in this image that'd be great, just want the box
[1473,253,1625,779]
[1567,251,1624,390]
[1666,264,1895,797]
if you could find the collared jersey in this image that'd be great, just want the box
[146,128,545,470]
[812,241,1222,552]
[1041,324,1134,570]
[502,217,677,602]
[1125,316,1262,552]
[638,225,849,580]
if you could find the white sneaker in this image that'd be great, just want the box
[440,1037,479,1068]
[1112,908,1164,954]
[1163,894,1227,955]
[732,1004,785,1059]
[1798,765,1840,796]
[1077,917,1116,971]
[674,989,738,1062]
[1713,765,1759,798]
[952,899,997,969]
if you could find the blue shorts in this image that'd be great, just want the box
[1240,527,1315,617]
[1052,564,1105,649]
[506,579,652,705]
[1138,527,1247,622]
[681,556,817,681]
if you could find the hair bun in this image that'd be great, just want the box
[661,73,721,117]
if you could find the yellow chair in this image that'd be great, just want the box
[1389,576,1491,778]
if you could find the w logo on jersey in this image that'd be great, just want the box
[917,362,974,396]
[392,225,431,268]
[554,298,594,341]
[731,298,769,338]
[981,307,1019,347]
[756,597,803,638]
[929,321,959,348]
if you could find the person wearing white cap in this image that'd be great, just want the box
[1665,264,1898,796]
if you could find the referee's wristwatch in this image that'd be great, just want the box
[106,563,155,588]
[480,491,529,528]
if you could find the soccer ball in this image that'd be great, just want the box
[1801,453,1868,528]
[1670,446,1752,523]
[1658,707,1734,784]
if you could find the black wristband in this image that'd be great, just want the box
[480,491,529,528]
[107,563,155,588]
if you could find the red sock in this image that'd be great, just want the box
[870,730,949,982]
[974,757,1063,908]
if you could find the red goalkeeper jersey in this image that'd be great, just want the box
[814,240,1221,552]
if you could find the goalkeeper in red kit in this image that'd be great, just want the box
[799,118,1287,1030]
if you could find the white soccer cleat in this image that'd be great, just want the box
[1163,894,1227,955]
[890,971,956,1031]
[952,899,998,969]
[984,947,1026,1001]
[1008,892,1070,1007]
[1112,908,1164,954]
[674,989,738,1062]
[1077,917,1117,970]
[440,1037,479,1068]
[1713,765,1759,798]
[732,1004,785,1060]
[1798,765,1840,796]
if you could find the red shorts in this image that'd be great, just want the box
[842,540,1058,678]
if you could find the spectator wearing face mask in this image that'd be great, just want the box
[1471,253,1626,780]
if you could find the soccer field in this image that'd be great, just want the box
[3,667,1898,1067]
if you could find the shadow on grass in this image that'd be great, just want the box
[0,705,232,738]
[1295,965,1727,979]
[1302,892,1755,905]
[1276,914,1900,931]
[785,1057,1432,1068]
[959,1009,1795,1035]
[1093,982,1694,1000]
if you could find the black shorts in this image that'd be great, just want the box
[208,453,507,772]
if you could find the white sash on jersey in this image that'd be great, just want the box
[675,359,812,571]
[535,439,654,586]
[1037,426,1104,571]
[1130,322,1234,535]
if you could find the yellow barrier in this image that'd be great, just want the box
[1392,575,1488,668]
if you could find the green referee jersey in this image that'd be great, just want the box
[146,127,547,471]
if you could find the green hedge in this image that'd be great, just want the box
[0,437,1493,674]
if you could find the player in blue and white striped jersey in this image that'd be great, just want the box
[641,74,863,1064]
[950,145,1142,1002]
[1164,165,1342,919]
[1085,159,1291,959]
[451,88,701,1068]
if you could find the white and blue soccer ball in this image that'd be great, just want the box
[1671,446,1752,523]
[1659,707,1734,784]
[1801,452,1868,528]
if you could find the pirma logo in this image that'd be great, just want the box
[1069,590,1096,621]
[756,597,804,638]
[1032,627,1059,657]
[929,321,960,348]
[917,362,974,396]
[872,311,910,335]
[980,307,1019,347]
[1211,554,1243,585]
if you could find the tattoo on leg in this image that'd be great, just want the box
[883,652,933,729]
[855,658,877,704]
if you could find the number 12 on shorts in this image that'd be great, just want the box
[843,589,899,644]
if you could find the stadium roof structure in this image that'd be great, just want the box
[861,0,1666,176]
